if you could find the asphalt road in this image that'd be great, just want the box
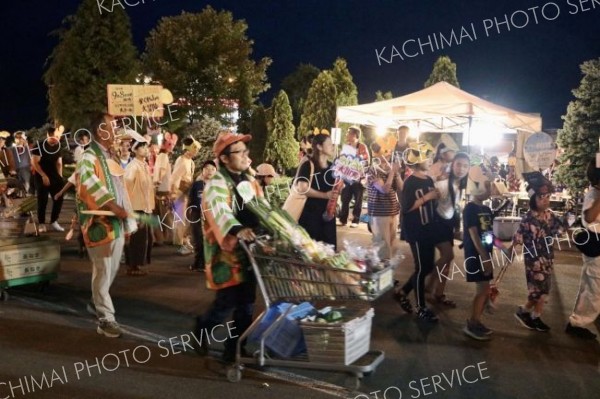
[1,203,600,399]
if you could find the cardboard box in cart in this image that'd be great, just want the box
[301,306,374,366]
[0,236,61,292]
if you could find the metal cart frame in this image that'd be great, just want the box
[226,240,396,389]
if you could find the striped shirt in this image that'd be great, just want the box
[366,165,400,217]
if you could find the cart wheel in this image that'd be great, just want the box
[0,289,9,302]
[226,366,242,383]
[344,374,361,390]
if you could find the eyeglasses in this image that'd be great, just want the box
[229,149,250,156]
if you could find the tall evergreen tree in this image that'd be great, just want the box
[555,58,600,196]
[331,58,358,106]
[424,56,460,88]
[281,63,320,131]
[298,71,337,139]
[264,91,298,171]
[44,0,140,129]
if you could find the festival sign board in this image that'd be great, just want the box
[523,132,556,170]
[332,154,364,183]
[107,84,165,117]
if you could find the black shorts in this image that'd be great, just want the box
[436,217,455,246]
[465,255,494,283]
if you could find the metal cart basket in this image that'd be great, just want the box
[226,240,396,389]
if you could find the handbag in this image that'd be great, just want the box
[573,227,600,257]
[178,180,192,195]
[282,160,314,222]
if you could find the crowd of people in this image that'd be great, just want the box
[290,126,600,343]
[2,118,599,355]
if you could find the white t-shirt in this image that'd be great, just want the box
[73,146,85,163]
[582,187,600,229]
[435,178,460,220]
[153,153,172,192]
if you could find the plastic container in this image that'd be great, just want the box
[0,236,60,291]
[493,216,521,241]
[301,306,373,365]
[248,302,314,358]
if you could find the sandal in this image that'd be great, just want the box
[434,295,457,308]
[393,281,414,313]
[127,268,148,276]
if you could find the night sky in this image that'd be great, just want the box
[1,0,599,131]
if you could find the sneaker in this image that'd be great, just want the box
[50,221,65,232]
[417,307,439,322]
[37,224,47,233]
[86,302,97,317]
[177,246,193,256]
[97,321,122,338]
[530,317,550,332]
[514,308,536,330]
[337,221,347,227]
[463,320,491,341]
[565,323,597,340]
[476,321,493,336]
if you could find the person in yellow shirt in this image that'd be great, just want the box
[124,132,154,276]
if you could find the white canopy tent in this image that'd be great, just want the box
[337,81,542,134]
[337,82,543,175]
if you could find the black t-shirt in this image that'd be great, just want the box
[401,174,436,242]
[297,159,335,214]
[462,202,494,274]
[32,141,62,179]
[188,180,205,209]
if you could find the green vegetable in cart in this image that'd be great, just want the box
[326,310,343,323]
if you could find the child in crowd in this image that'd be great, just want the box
[429,152,470,308]
[394,141,441,322]
[510,172,567,332]
[366,142,402,260]
[188,160,217,272]
[462,166,495,340]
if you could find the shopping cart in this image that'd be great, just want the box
[226,239,396,389]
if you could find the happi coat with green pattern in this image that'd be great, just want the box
[202,167,263,290]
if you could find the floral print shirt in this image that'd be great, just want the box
[513,209,567,265]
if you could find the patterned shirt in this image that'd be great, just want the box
[513,209,566,263]
[366,164,400,217]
